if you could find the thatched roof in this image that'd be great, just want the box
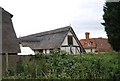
[0,7,21,53]
[20,26,70,49]
[20,26,85,52]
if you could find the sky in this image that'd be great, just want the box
[0,0,107,39]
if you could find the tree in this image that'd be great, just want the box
[102,2,120,51]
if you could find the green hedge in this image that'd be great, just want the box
[3,50,120,80]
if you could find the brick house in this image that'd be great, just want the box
[80,32,112,52]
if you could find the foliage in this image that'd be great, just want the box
[3,50,120,80]
[102,2,120,51]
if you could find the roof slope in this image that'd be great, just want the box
[80,38,112,52]
[20,26,71,49]
[0,7,21,53]
[94,38,112,52]
[80,39,96,49]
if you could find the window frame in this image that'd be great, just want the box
[68,35,73,46]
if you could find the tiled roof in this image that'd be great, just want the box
[80,38,112,52]
[80,39,96,49]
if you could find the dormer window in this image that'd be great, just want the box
[68,35,73,45]
[88,42,92,46]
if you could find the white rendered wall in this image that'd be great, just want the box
[85,48,96,53]
[61,31,81,54]
[62,31,79,46]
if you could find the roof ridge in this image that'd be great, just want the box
[80,38,108,40]
[21,26,71,38]
[36,30,68,37]
[1,7,13,17]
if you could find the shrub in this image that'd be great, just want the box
[3,50,120,80]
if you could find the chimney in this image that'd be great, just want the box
[85,32,90,40]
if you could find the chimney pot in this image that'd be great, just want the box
[85,32,90,40]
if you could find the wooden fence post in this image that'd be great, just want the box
[6,53,8,73]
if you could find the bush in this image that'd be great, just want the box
[3,50,120,80]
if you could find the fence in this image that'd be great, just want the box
[1,55,32,75]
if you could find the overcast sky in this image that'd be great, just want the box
[0,0,107,39]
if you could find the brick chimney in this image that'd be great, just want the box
[85,32,90,40]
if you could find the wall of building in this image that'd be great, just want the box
[61,31,81,54]
[62,31,79,46]
[60,47,80,54]
[85,48,96,53]
[43,49,50,54]
[0,55,2,79]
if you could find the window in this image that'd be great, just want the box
[50,49,53,53]
[68,35,73,45]
[90,49,92,52]
[88,42,92,46]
